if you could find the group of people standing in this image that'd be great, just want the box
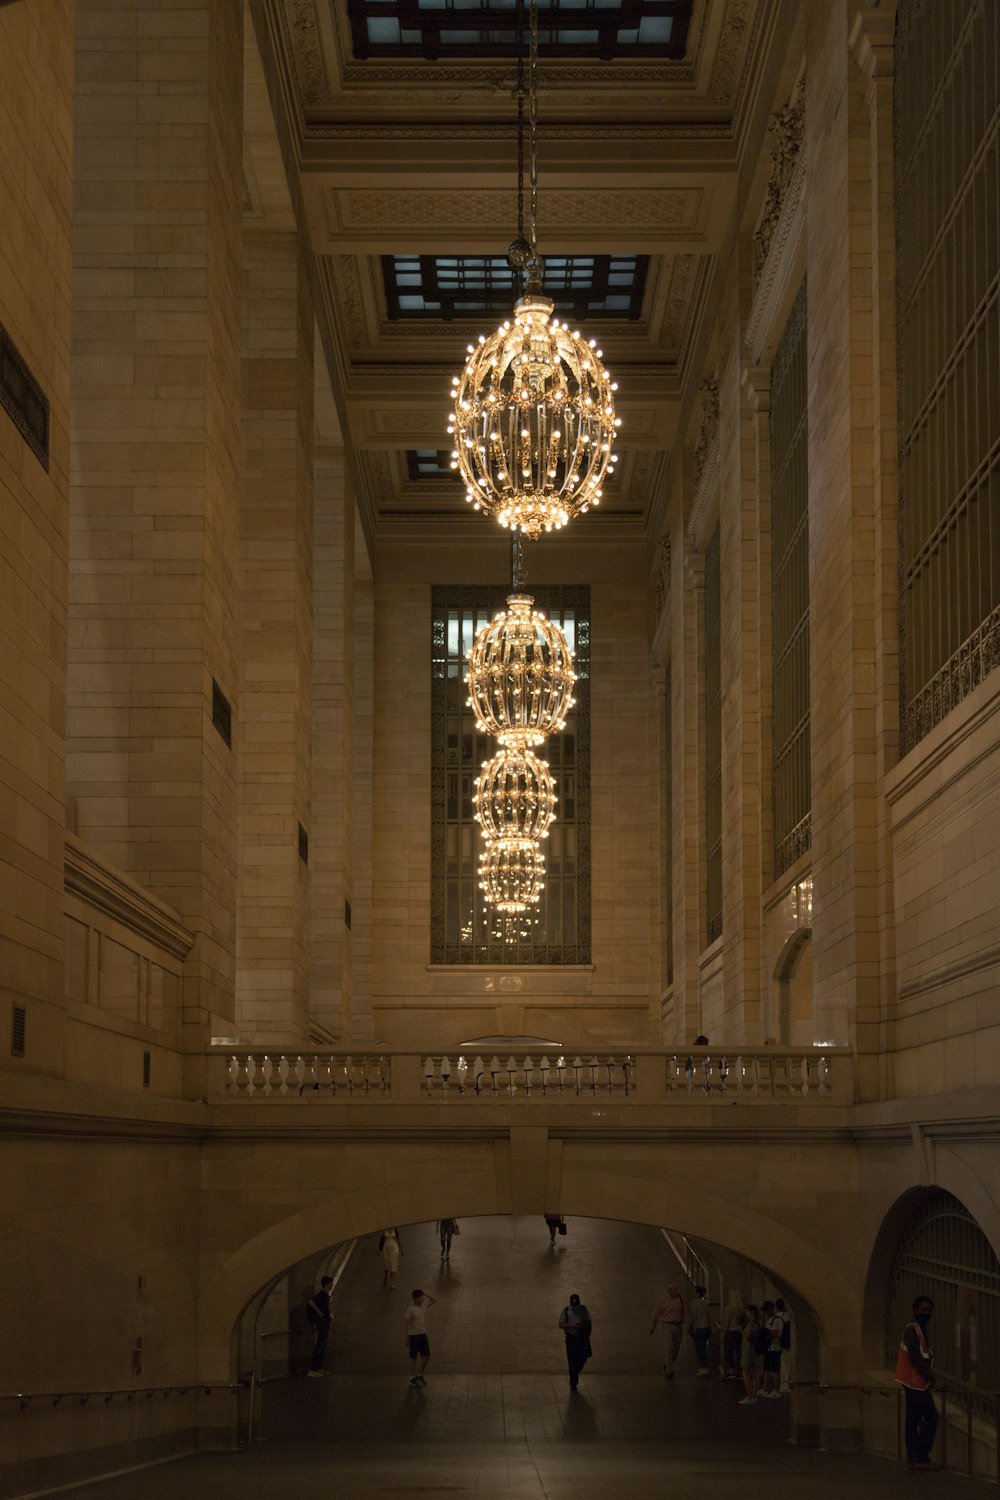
[650,1283,792,1402]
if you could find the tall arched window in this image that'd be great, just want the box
[884,1190,1000,1403]
[895,0,1000,750]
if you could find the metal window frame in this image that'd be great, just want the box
[896,0,1000,751]
[383,254,649,322]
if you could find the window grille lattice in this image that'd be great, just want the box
[664,667,674,986]
[704,528,722,946]
[884,1191,1000,1413]
[431,586,591,964]
[896,0,1000,751]
[770,279,811,876]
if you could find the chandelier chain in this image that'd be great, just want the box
[529,0,539,253]
[516,0,525,253]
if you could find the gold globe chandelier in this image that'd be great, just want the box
[466,541,575,912]
[447,0,621,540]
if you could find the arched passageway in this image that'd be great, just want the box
[239,1216,816,1449]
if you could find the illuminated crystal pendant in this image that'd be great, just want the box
[473,747,556,842]
[478,836,546,912]
[466,593,576,747]
[448,293,620,540]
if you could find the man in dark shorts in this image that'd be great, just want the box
[760,1300,783,1398]
[404,1288,437,1386]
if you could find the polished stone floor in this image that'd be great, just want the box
[54,1216,995,1499]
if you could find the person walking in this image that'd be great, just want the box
[404,1288,437,1386]
[775,1296,793,1391]
[721,1290,745,1379]
[895,1295,941,1470]
[688,1285,713,1375]
[650,1283,685,1379]
[437,1218,458,1259]
[759,1300,784,1398]
[378,1227,403,1289]
[738,1303,763,1404]
[545,1214,566,1245]
[305,1275,334,1377]
[559,1292,593,1390]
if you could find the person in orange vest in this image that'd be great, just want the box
[895,1294,940,1471]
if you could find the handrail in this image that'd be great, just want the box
[2,1380,247,1411]
[207,1045,853,1103]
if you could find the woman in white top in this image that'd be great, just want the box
[378,1227,403,1288]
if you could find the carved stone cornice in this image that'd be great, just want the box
[745,135,806,362]
[849,8,896,87]
[64,836,195,962]
[741,363,770,415]
[751,79,805,288]
[654,533,672,623]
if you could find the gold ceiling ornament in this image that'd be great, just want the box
[446,0,621,540]
[466,592,576,748]
[478,835,546,913]
[473,746,556,843]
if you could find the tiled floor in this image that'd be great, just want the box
[54,1217,995,1499]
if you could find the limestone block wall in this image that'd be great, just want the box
[0,1,74,1075]
[68,0,245,1038]
[236,229,314,1045]
[885,676,1000,1097]
[371,536,655,1048]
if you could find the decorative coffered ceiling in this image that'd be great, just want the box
[248,0,776,545]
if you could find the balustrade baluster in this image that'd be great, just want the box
[572,1056,583,1094]
[423,1057,436,1094]
[539,1054,550,1093]
[734,1055,746,1097]
[818,1054,830,1096]
[251,1054,267,1095]
[440,1057,452,1093]
[505,1055,517,1096]
[556,1056,567,1092]
[523,1056,534,1095]
[456,1055,468,1094]
[472,1056,485,1095]
[587,1055,599,1092]
[604,1057,615,1094]
[227,1055,240,1095]
[623,1055,633,1095]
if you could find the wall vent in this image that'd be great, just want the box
[0,321,49,470]
[211,680,232,747]
[142,1050,151,1088]
[11,1004,26,1058]
[298,823,309,864]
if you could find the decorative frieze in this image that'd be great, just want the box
[686,376,720,550]
[752,81,805,288]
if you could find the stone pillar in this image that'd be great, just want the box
[670,540,704,1043]
[0,2,74,1071]
[804,0,884,1088]
[850,7,899,1100]
[718,299,765,1044]
[743,364,774,1039]
[351,573,375,1043]
[69,0,244,1040]
[236,231,314,1045]
[309,446,353,1041]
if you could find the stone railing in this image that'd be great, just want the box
[208,1046,853,1105]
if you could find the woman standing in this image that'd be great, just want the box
[721,1290,746,1379]
[378,1227,403,1289]
[739,1303,762,1404]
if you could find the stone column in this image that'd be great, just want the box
[351,573,375,1043]
[236,230,314,1045]
[850,7,900,1099]
[804,0,884,1089]
[718,305,765,1044]
[0,2,74,1070]
[69,0,244,1041]
[309,446,353,1041]
[743,364,774,1039]
[670,539,704,1043]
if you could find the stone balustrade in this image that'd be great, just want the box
[210,1046,853,1104]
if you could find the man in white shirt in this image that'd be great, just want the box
[404,1288,437,1386]
[649,1283,685,1378]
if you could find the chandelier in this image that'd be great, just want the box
[447,0,620,540]
[467,549,574,912]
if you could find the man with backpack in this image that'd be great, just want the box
[305,1275,334,1377]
